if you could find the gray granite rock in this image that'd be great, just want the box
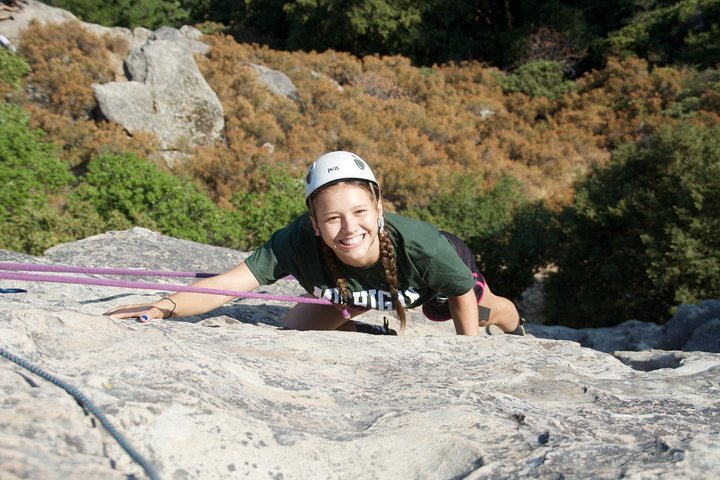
[1,228,719,479]
[93,34,224,165]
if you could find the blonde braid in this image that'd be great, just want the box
[320,241,353,314]
[379,228,407,332]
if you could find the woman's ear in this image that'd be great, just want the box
[377,198,383,216]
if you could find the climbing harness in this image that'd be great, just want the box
[0,346,159,480]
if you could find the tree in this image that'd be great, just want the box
[49,0,192,29]
[606,0,720,68]
[545,123,720,327]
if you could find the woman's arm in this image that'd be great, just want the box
[104,262,261,322]
[448,289,480,336]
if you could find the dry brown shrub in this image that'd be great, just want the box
[26,104,158,169]
[353,70,405,100]
[164,35,702,211]
[19,20,116,119]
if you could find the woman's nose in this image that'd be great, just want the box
[342,216,358,232]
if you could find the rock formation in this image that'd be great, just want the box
[1,1,312,168]
[1,228,719,479]
[92,28,224,166]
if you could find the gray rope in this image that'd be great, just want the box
[0,346,160,480]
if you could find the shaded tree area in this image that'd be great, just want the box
[545,123,720,326]
[49,0,720,72]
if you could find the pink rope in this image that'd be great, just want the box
[0,271,331,306]
[0,262,295,281]
[0,262,216,278]
[0,262,217,278]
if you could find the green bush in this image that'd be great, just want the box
[227,166,306,250]
[402,174,546,298]
[0,103,74,254]
[51,0,192,30]
[482,200,559,300]
[67,152,229,244]
[0,49,30,90]
[497,60,576,100]
[606,0,720,68]
[545,122,720,327]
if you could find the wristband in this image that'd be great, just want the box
[160,297,177,318]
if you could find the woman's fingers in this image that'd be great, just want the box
[104,304,162,321]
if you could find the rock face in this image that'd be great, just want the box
[532,302,720,353]
[1,228,719,479]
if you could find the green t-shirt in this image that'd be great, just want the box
[244,212,475,311]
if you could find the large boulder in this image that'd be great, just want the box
[1,228,719,479]
[249,63,299,101]
[93,31,224,166]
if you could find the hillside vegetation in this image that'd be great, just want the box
[1,1,719,327]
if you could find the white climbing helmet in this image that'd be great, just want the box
[304,151,378,201]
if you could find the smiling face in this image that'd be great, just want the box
[309,181,382,268]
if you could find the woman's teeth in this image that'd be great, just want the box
[339,235,363,246]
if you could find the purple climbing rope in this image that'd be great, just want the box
[0,267,328,305]
[0,262,217,278]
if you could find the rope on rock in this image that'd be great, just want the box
[0,346,160,480]
[0,262,295,281]
[0,270,331,305]
[0,262,218,278]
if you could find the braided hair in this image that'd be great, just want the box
[308,180,407,332]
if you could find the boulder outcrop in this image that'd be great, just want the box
[1,228,719,479]
[93,29,224,166]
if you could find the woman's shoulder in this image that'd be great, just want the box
[385,212,444,258]
[385,212,440,237]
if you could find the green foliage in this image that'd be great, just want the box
[284,0,426,59]
[50,0,192,29]
[42,0,720,72]
[0,103,74,254]
[498,60,576,100]
[606,0,720,68]
[545,123,720,327]
[402,174,546,297]
[67,152,229,244]
[227,166,306,249]
[482,201,559,300]
[0,49,30,90]
[662,67,720,119]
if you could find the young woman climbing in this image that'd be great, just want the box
[106,151,525,336]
